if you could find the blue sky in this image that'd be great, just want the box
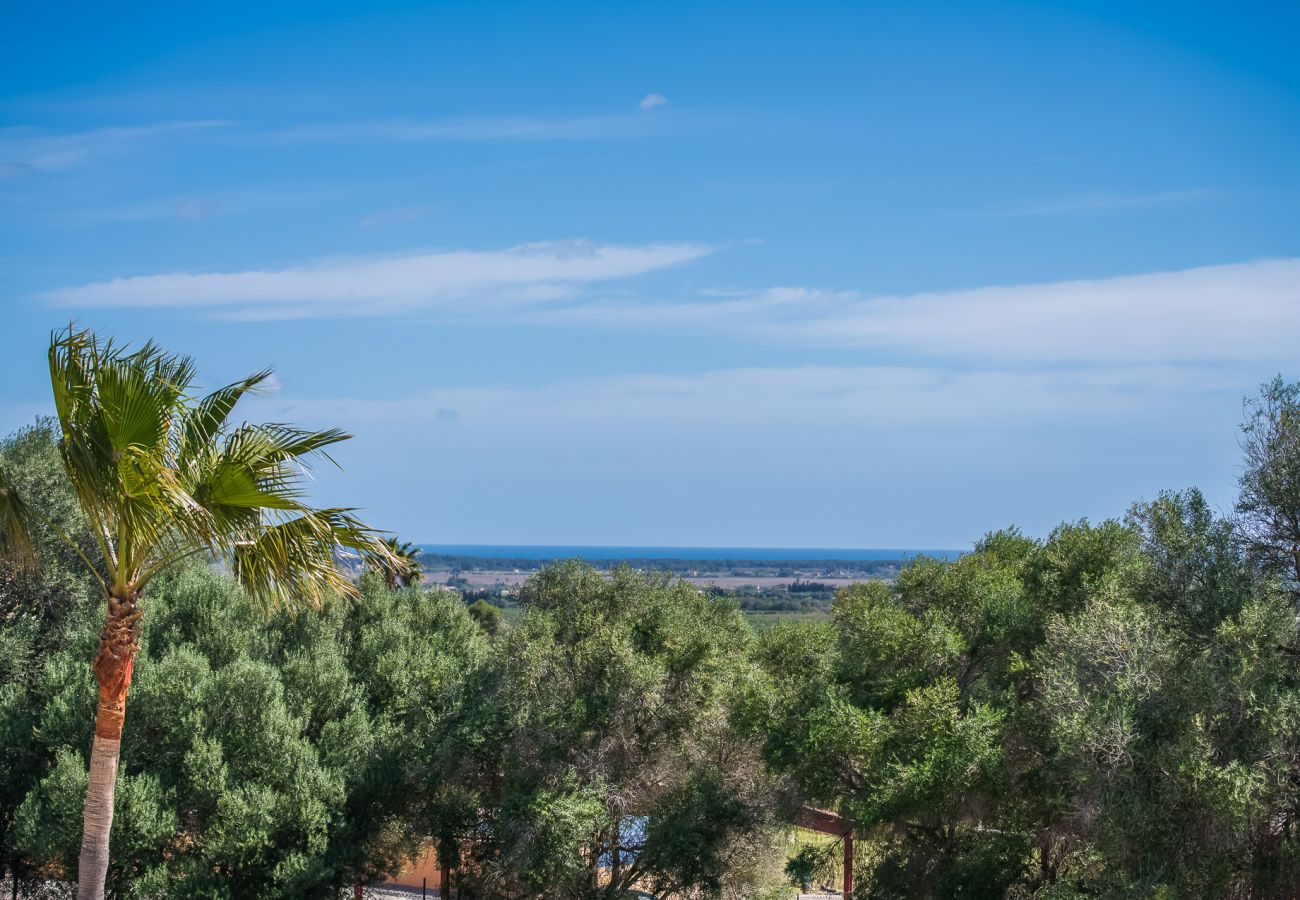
[3,1,1298,548]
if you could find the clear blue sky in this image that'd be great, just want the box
[3,1,1298,548]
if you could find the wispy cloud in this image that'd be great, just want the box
[41,237,1300,370]
[25,187,348,227]
[989,188,1228,218]
[762,258,1300,365]
[232,354,1252,548]
[0,108,688,183]
[0,121,232,178]
[266,113,671,144]
[535,258,1300,367]
[639,93,669,111]
[42,240,713,319]
[50,195,223,224]
[359,206,427,228]
[276,362,1240,436]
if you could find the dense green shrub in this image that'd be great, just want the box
[450,561,781,899]
[8,375,1300,899]
[1,437,488,900]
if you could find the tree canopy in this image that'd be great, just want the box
[6,554,487,898]
[448,561,781,899]
[5,375,1300,898]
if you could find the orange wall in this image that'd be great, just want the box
[385,845,442,889]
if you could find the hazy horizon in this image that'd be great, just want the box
[418,544,968,560]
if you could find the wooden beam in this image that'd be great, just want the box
[793,806,855,894]
[793,805,851,837]
[844,832,854,896]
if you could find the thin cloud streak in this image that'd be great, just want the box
[0,107,696,182]
[989,188,1228,217]
[541,258,1300,366]
[250,360,1251,548]
[42,241,1300,368]
[266,113,674,144]
[770,258,1300,364]
[42,240,714,318]
[0,120,233,177]
[259,363,1245,443]
[359,206,427,228]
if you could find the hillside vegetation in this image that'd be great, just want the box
[2,375,1300,898]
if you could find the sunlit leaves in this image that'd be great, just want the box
[0,464,36,572]
[32,325,395,607]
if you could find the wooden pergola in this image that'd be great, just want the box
[793,806,853,896]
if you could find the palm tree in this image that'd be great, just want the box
[370,536,423,588]
[0,327,397,900]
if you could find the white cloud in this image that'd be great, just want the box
[0,121,232,176]
[989,188,1227,217]
[0,110,680,182]
[639,93,669,111]
[33,187,356,227]
[772,258,1300,365]
[274,363,1240,435]
[268,113,666,144]
[57,195,223,224]
[42,240,713,319]
[536,258,1300,367]
[359,206,427,228]
[42,242,1300,369]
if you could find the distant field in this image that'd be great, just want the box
[744,611,831,631]
[420,544,963,562]
[686,575,870,589]
[451,598,826,630]
[425,570,878,590]
[426,570,530,587]
[425,551,907,625]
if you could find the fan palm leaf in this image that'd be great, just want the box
[0,463,36,571]
[3,325,400,900]
[370,535,423,588]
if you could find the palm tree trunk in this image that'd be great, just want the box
[77,590,141,900]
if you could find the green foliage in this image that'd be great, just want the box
[729,434,1300,899]
[761,487,1300,896]
[785,841,837,888]
[7,562,487,898]
[6,326,397,615]
[868,828,1030,900]
[833,581,963,708]
[5,372,1300,900]
[1,424,782,898]
[1238,375,1300,592]
[466,597,504,636]
[455,561,778,899]
[0,420,101,882]
[369,537,422,590]
[1128,489,1257,637]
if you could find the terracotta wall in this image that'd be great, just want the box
[384,845,442,889]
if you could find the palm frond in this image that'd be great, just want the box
[228,508,392,609]
[0,463,37,571]
[368,535,424,588]
[255,423,351,466]
[178,368,274,468]
[44,325,389,609]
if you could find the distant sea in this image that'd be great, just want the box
[419,545,964,561]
